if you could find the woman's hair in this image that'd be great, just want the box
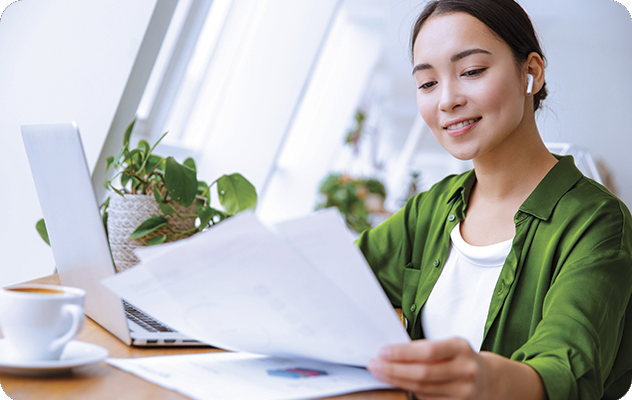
[410,0,548,111]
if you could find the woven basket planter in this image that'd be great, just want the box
[107,194,196,272]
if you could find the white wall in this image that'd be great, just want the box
[0,0,170,287]
[183,0,341,197]
[526,0,632,207]
[258,6,387,223]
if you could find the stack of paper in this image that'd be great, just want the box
[102,209,410,399]
[107,352,393,400]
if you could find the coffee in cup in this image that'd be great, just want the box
[0,284,85,362]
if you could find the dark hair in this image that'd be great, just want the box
[411,0,547,111]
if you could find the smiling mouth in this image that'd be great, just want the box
[445,117,481,130]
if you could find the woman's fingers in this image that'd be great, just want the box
[367,338,481,397]
[380,337,473,363]
[368,352,478,383]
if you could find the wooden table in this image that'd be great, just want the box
[1,275,408,400]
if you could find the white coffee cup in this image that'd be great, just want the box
[0,284,85,362]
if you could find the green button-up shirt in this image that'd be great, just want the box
[357,155,632,399]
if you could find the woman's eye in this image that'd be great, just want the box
[418,81,437,90]
[462,68,486,77]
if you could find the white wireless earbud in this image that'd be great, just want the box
[526,74,534,96]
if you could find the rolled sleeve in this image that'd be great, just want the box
[513,250,632,400]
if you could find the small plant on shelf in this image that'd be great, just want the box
[316,173,386,233]
[315,108,388,233]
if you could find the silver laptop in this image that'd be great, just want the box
[22,122,205,347]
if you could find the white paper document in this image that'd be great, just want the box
[107,351,392,400]
[102,209,410,366]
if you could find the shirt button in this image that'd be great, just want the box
[497,282,505,295]
[410,304,416,312]
[433,259,441,267]
[448,214,456,222]
[514,212,525,224]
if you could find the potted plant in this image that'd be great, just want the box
[315,173,386,233]
[314,108,388,233]
[37,119,257,272]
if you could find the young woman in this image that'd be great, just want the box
[359,1,632,398]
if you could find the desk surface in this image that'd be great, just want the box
[0,275,407,400]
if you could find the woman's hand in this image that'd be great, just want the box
[367,338,489,399]
[367,338,546,400]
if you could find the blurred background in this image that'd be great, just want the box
[1,0,631,287]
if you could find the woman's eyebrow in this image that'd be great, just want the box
[412,63,432,74]
[412,48,492,75]
[451,48,491,62]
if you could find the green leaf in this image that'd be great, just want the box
[104,156,116,189]
[130,149,143,170]
[121,172,131,188]
[101,198,110,236]
[183,157,196,172]
[147,235,167,246]
[153,186,176,215]
[148,130,169,156]
[132,177,142,193]
[217,173,257,215]
[113,147,126,169]
[363,178,386,197]
[111,187,125,197]
[197,181,208,194]
[145,155,163,174]
[138,139,150,157]
[36,218,50,246]
[123,119,136,149]
[164,157,198,208]
[196,201,215,228]
[136,139,152,175]
[105,156,115,172]
[153,185,164,202]
[318,173,341,194]
[102,211,109,235]
[130,216,169,239]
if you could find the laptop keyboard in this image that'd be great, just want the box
[122,300,177,333]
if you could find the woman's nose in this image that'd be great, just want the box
[438,82,466,111]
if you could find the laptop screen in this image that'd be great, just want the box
[22,122,131,344]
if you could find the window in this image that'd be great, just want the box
[134,0,389,222]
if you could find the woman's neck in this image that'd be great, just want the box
[459,124,558,246]
[471,125,558,204]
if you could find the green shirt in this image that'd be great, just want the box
[357,155,632,400]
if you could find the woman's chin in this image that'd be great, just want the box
[452,153,474,161]
[443,148,477,162]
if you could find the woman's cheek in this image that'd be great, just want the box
[416,94,436,128]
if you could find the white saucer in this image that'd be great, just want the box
[0,340,108,376]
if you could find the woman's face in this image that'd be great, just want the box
[412,12,529,161]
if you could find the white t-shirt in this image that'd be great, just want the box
[421,223,513,351]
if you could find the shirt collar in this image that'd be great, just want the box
[446,155,583,221]
[447,170,477,206]
[519,155,583,220]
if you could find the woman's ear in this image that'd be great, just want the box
[525,52,545,96]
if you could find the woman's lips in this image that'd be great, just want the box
[444,117,481,137]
